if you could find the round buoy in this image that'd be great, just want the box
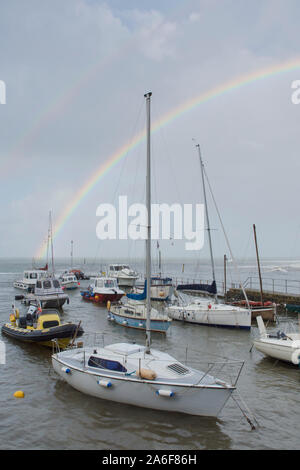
[14,390,24,399]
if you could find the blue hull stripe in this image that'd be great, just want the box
[108,313,171,332]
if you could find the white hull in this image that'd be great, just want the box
[61,281,78,290]
[52,356,233,417]
[167,304,251,329]
[13,281,34,290]
[253,316,300,365]
[116,276,137,287]
[254,338,300,364]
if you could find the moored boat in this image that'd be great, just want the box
[52,342,241,417]
[166,298,251,329]
[107,264,138,287]
[13,270,53,291]
[81,277,124,303]
[253,316,300,365]
[107,300,172,333]
[17,277,69,309]
[2,305,83,348]
[59,273,79,290]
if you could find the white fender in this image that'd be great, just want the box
[291,349,300,365]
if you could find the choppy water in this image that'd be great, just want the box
[1,258,300,450]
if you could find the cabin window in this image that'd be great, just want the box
[88,356,127,372]
[43,280,52,289]
[24,273,29,279]
[36,281,42,288]
[30,273,37,279]
[105,280,114,288]
[42,320,59,328]
[53,280,60,288]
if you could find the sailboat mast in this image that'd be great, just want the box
[49,210,55,275]
[196,144,216,289]
[145,91,152,354]
[71,240,74,269]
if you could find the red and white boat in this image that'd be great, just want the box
[81,277,124,303]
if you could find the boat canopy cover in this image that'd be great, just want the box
[126,280,147,300]
[177,280,217,295]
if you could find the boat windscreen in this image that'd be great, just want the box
[88,356,127,372]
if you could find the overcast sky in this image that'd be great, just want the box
[1,0,300,263]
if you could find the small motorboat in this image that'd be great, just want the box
[59,273,80,290]
[253,316,300,365]
[16,277,69,309]
[70,269,90,280]
[107,264,139,287]
[81,277,124,303]
[13,269,53,290]
[2,305,83,349]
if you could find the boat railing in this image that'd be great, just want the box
[241,276,300,296]
[62,331,244,387]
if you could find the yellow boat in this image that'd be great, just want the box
[2,305,83,349]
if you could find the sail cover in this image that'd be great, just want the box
[126,280,147,300]
[177,280,217,295]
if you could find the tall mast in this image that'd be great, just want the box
[71,240,74,269]
[49,210,55,275]
[144,91,152,354]
[196,144,216,296]
[253,224,264,305]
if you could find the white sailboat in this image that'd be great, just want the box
[253,316,300,365]
[167,144,251,330]
[51,92,243,417]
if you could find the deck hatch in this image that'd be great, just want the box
[167,363,189,375]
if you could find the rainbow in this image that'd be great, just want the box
[36,57,300,258]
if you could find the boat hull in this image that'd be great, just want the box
[61,282,78,290]
[1,323,83,349]
[107,310,171,333]
[116,277,137,287]
[52,356,234,417]
[13,281,34,290]
[81,292,124,303]
[253,338,300,364]
[168,307,251,329]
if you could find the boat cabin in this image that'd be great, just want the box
[23,270,51,282]
[60,273,77,282]
[94,277,118,289]
[109,264,131,272]
[34,278,64,294]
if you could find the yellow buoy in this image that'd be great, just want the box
[14,390,25,399]
[107,300,111,311]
